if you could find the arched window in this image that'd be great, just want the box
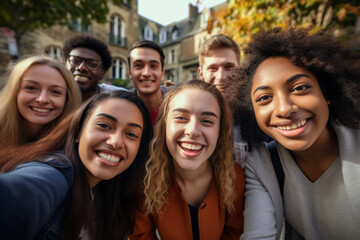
[71,18,92,33]
[110,15,126,47]
[144,24,153,41]
[112,58,126,79]
[44,45,62,60]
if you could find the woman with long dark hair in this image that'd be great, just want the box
[0,90,153,239]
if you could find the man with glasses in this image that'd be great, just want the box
[63,35,127,101]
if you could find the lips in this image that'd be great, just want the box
[74,75,90,83]
[275,119,307,130]
[180,142,202,151]
[139,80,154,84]
[96,151,123,163]
[30,107,51,113]
[272,118,310,138]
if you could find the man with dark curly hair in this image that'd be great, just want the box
[63,35,126,101]
[225,27,360,239]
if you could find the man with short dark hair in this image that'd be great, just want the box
[198,34,240,95]
[63,35,126,101]
[128,40,169,126]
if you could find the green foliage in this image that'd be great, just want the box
[111,78,128,88]
[0,0,129,54]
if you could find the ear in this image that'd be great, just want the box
[198,67,204,80]
[161,69,165,81]
[100,69,106,80]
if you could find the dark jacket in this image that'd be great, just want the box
[0,151,73,240]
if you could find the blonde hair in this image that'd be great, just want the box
[0,55,81,147]
[144,80,236,214]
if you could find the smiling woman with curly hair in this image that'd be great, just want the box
[130,80,245,240]
[225,27,360,239]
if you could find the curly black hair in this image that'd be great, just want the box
[226,27,360,148]
[63,35,112,71]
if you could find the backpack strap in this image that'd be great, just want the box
[267,141,285,198]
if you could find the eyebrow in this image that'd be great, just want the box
[132,59,160,65]
[96,113,143,130]
[252,73,311,96]
[172,108,218,118]
[23,80,66,90]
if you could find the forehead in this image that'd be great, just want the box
[89,98,143,126]
[130,47,161,63]
[252,57,317,87]
[169,88,220,115]
[69,47,102,61]
[22,64,67,87]
[203,48,239,66]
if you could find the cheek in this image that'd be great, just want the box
[130,141,141,159]
[55,96,67,109]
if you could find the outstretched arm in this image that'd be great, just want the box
[0,160,71,239]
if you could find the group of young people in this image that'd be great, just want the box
[0,26,359,240]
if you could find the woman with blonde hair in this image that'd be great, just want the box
[130,80,244,239]
[0,55,81,148]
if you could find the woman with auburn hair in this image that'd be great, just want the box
[0,55,81,148]
[130,80,244,240]
[225,27,360,239]
[0,90,153,240]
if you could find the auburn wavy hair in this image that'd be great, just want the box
[144,80,237,214]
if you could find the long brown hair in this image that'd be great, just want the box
[0,91,153,240]
[144,80,236,215]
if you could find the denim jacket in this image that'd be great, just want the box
[0,151,73,240]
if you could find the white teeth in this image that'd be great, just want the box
[75,76,88,80]
[277,119,307,130]
[32,107,50,113]
[141,80,152,83]
[180,142,202,151]
[97,152,121,163]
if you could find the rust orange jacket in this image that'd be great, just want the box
[130,164,245,240]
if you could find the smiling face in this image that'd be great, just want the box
[251,57,330,151]
[78,98,143,188]
[198,48,239,94]
[17,64,67,134]
[66,47,105,94]
[165,88,220,172]
[128,47,164,97]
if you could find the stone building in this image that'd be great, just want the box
[0,0,226,88]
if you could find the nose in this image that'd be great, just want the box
[36,90,49,104]
[184,118,201,138]
[274,94,298,118]
[106,133,125,149]
[75,60,88,71]
[142,65,151,77]
[215,67,226,81]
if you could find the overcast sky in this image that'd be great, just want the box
[138,0,226,25]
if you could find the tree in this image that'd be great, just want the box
[207,0,360,45]
[0,0,116,56]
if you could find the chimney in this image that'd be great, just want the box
[189,4,198,19]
